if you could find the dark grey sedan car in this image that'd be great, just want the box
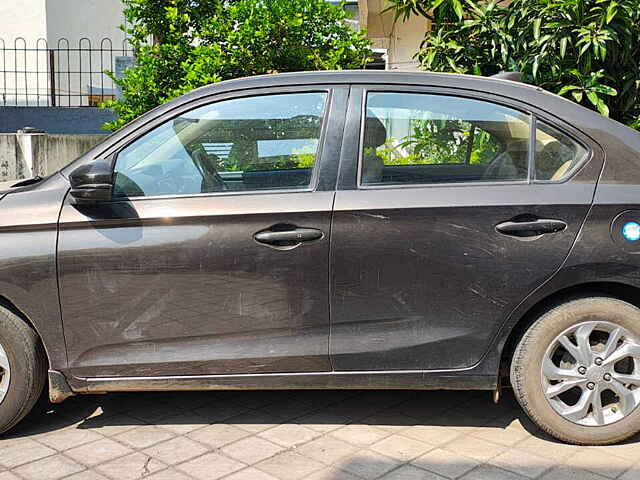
[1,71,640,445]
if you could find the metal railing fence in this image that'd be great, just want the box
[1,37,133,107]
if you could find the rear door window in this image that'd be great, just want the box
[359,92,531,186]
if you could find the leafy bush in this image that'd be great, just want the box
[387,0,640,129]
[103,0,372,130]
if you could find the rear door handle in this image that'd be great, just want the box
[254,225,324,250]
[495,218,567,238]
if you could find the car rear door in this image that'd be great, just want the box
[58,86,347,378]
[330,85,603,371]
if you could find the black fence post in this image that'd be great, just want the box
[48,49,56,107]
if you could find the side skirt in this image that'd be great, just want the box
[66,370,497,394]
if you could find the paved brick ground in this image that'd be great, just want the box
[1,389,639,480]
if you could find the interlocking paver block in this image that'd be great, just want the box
[0,390,639,480]
[114,425,174,449]
[340,449,402,480]
[0,472,21,480]
[381,464,448,480]
[12,454,84,480]
[0,439,56,469]
[563,448,633,479]
[187,422,251,448]
[225,467,280,480]
[259,423,318,447]
[38,427,104,451]
[370,434,433,462]
[65,438,132,466]
[330,424,389,446]
[539,466,610,480]
[297,436,358,465]
[177,452,246,480]
[144,468,193,480]
[412,447,479,478]
[256,451,325,480]
[221,436,286,465]
[95,452,165,480]
[489,449,554,478]
[443,436,509,462]
[142,435,208,465]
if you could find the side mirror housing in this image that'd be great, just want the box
[69,162,114,203]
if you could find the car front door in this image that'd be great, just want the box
[58,87,347,378]
[330,86,602,371]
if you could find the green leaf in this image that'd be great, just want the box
[431,0,448,11]
[571,90,584,103]
[587,91,610,116]
[559,37,568,58]
[591,84,618,96]
[452,0,464,20]
[532,55,540,78]
[606,2,618,23]
[557,85,579,96]
[533,18,541,41]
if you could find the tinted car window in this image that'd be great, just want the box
[360,92,531,186]
[113,92,327,197]
[534,121,587,181]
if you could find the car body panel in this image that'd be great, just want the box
[0,71,638,394]
[56,86,348,378]
[58,192,335,377]
[0,173,69,370]
[328,84,604,371]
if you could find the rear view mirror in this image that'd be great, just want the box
[69,161,114,203]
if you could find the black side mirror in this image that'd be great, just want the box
[69,162,114,203]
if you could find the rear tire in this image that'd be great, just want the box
[511,296,640,445]
[0,307,47,435]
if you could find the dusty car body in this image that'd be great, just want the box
[1,71,640,444]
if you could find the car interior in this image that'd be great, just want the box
[360,109,585,186]
[113,114,323,198]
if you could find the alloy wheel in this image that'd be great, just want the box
[541,321,640,426]
[0,342,9,404]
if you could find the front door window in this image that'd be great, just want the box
[113,92,328,197]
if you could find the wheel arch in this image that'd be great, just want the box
[499,281,640,377]
[0,295,52,368]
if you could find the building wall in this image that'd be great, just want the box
[46,0,127,106]
[1,0,128,106]
[45,0,126,47]
[1,0,49,105]
[0,0,47,46]
[359,0,430,71]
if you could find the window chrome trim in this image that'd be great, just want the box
[109,186,317,203]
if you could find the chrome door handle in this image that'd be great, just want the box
[254,225,324,250]
[495,218,567,238]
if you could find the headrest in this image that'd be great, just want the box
[364,112,388,148]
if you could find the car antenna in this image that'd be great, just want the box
[491,71,523,83]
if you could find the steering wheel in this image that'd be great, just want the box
[191,148,225,192]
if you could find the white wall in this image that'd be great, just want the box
[0,0,128,106]
[0,0,47,45]
[0,0,49,105]
[45,0,126,48]
[359,0,430,71]
[45,0,127,106]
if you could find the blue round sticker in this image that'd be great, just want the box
[622,221,640,242]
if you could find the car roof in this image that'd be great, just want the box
[186,70,545,100]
